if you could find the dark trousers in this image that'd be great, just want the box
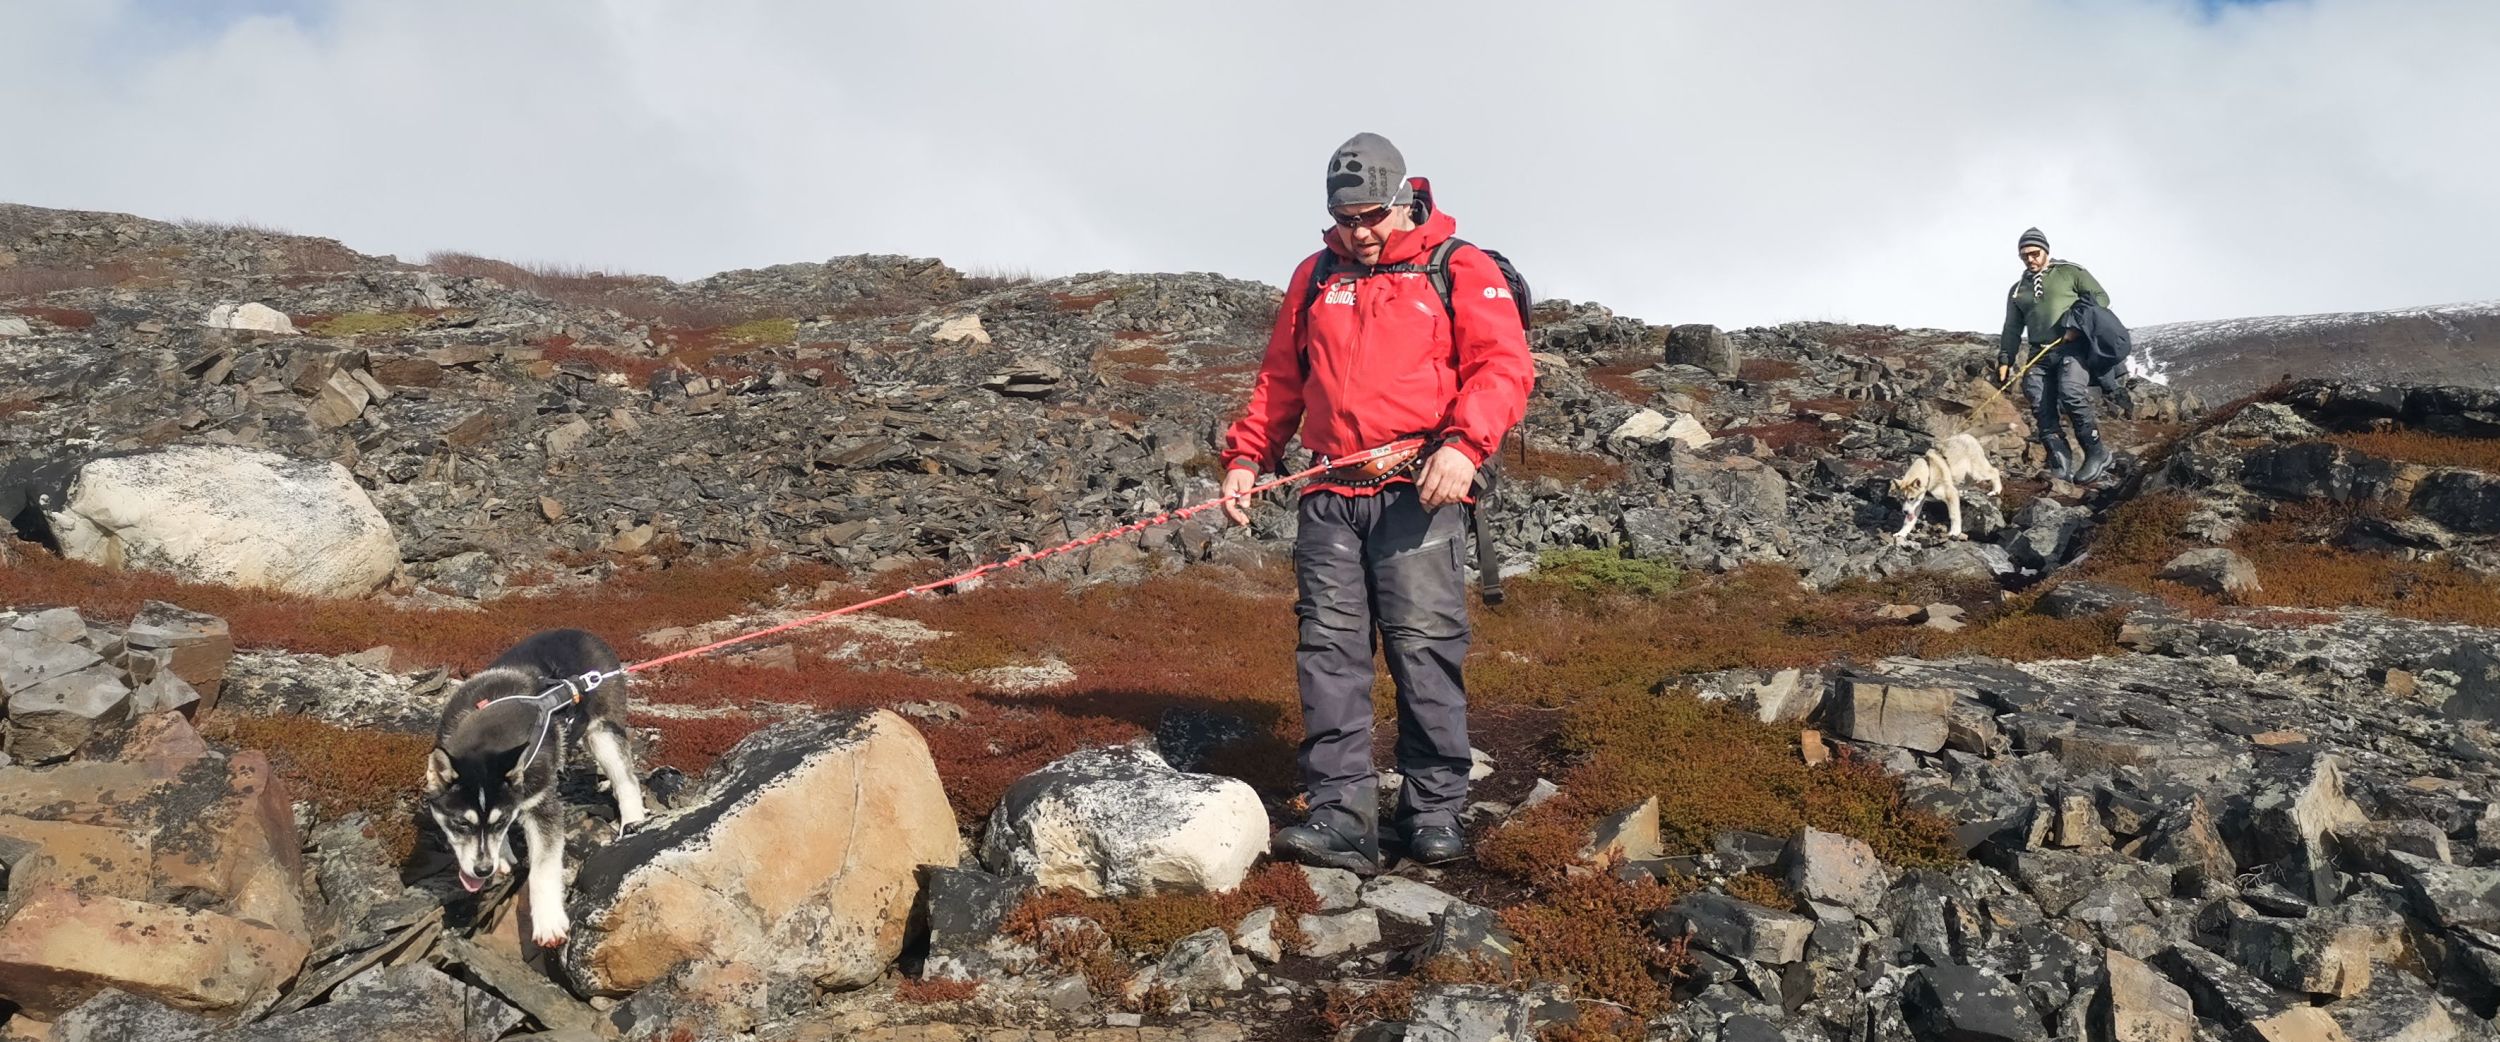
[1292,484,1472,840]
[2021,349,2099,446]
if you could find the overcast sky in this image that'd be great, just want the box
[3,0,2493,332]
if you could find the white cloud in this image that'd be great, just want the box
[2,0,2492,330]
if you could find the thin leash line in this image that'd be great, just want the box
[1954,337,2065,439]
[600,437,1428,680]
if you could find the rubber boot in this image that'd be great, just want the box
[2040,435,2075,482]
[2072,425,2113,484]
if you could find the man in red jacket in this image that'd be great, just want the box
[1218,133,1534,873]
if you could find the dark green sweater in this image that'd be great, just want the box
[2000,261,2109,366]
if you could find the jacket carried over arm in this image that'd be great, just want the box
[1221,178,1535,491]
[2000,261,2109,367]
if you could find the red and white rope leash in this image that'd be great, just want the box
[522,437,1428,699]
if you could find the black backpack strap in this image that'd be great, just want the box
[1423,238,1466,321]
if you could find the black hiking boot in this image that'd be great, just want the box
[1402,824,1468,866]
[2072,428,2113,484]
[1274,821,1382,876]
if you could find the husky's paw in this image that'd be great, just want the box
[532,912,571,949]
[1946,530,1968,542]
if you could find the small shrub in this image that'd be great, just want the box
[999,861,1320,964]
[1586,363,1654,403]
[308,311,425,338]
[1506,446,1627,489]
[0,266,126,299]
[1715,418,1840,456]
[997,891,1133,993]
[1914,608,2127,663]
[961,268,1035,294]
[2080,493,2198,569]
[718,317,798,345]
[1527,548,1684,597]
[894,977,981,1004]
[1050,290,1121,311]
[1098,344,1171,367]
[1541,1006,1648,1042]
[1476,802,1591,882]
[1738,358,1807,383]
[1500,870,1693,1014]
[1722,871,1799,911]
[2329,430,2500,473]
[205,714,432,862]
[917,632,1028,674]
[11,305,96,329]
[1321,979,1421,1035]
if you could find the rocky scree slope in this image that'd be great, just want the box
[1,202,2196,600]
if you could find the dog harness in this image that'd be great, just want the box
[462,669,612,858]
[472,670,612,780]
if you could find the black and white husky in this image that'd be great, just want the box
[423,628,646,948]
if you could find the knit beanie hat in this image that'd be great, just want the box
[2018,227,2051,253]
[1326,133,1410,210]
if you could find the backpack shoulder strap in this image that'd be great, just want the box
[1297,251,1339,374]
[1423,238,1467,320]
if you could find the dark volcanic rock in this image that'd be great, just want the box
[1902,964,2049,1042]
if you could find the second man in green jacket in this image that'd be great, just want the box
[1999,227,2113,483]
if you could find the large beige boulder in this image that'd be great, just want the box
[47,446,401,597]
[559,709,962,997]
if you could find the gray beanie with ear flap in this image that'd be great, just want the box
[1326,133,1410,210]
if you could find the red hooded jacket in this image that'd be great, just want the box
[1221,179,1535,496]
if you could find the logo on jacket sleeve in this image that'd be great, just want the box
[1484,286,1512,300]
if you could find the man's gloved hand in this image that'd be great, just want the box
[1415,445,1478,510]
[1220,465,1258,526]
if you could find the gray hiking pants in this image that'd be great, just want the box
[1293,484,1472,841]
[2022,349,2098,445]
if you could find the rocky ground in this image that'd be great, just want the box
[3,203,2500,1042]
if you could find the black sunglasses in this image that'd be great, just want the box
[1330,205,1401,229]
